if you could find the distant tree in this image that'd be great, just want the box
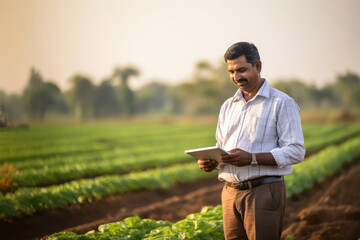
[46,81,68,114]
[193,60,214,82]
[112,66,140,85]
[167,86,183,114]
[112,66,139,116]
[335,71,360,109]
[27,68,42,87]
[271,79,313,108]
[310,84,339,108]
[93,79,120,117]
[22,68,65,120]
[174,60,223,115]
[172,82,195,114]
[68,75,95,119]
[136,82,170,114]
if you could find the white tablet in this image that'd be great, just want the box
[185,146,230,163]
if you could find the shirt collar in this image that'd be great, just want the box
[232,78,270,102]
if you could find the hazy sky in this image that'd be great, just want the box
[1,0,360,93]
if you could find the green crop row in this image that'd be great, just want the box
[12,152,192,188]
[0,123,352,165]
[304,124,360,153]
[12,131,214,170]
[8,133,214,188]
[302,123,346,138]
[0,124,215,162]
[2,133,360,221]
[1,122,352,163]
[0,123,189,145]
[285,134,360,197]
[47,135,360,240]
[0,162,218,219]
[48,205,224,240]
[8,124,360,189]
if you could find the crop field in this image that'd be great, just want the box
[1,121,360,239]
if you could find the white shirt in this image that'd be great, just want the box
[216,79,305,183]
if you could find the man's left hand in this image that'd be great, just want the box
[221,148,252,166]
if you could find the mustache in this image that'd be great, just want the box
[236,77,248,83]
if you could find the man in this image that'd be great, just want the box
[198,42,305,240]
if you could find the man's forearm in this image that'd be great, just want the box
[253,152,278,166]
[221,149,278,167]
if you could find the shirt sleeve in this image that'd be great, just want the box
[270,98,306,168]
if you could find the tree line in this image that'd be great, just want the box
[1,60,360,122]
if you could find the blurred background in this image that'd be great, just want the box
[1,0,360,125]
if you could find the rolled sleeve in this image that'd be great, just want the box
[271,98,306,168]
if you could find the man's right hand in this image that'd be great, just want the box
[197,159,219,172]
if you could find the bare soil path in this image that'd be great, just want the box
[1,161,360,240]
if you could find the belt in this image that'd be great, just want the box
[225,176,283,190]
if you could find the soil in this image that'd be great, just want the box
[1,161,360,240]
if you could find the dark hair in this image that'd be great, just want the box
[224,42,260,65]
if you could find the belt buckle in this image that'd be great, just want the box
[233,181,250,190]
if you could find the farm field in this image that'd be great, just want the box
[1,120,360,239]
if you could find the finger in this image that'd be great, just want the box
[198,159,206,164]
[206,164,216,170]
[221,159,232,164]
[205,159,216,163]
[202,164,215,170]
[209,159,218,165]
[228,149,239,154]
[198,159,212,164]
[221,155,234,161]
[221,159,237,165]
[199,164,207,169]
[200,161,213,166]
[203,167,214,172]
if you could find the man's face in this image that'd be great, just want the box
[226,55,262,93]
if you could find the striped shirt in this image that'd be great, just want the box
[216,79,305,183]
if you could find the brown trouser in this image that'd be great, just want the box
[222,181,286,240]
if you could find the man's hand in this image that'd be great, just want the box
[197,159,219,172]
[221,148,252,166]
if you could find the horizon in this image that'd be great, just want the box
[1,0,360,94]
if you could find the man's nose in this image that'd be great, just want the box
[234,71,241,81]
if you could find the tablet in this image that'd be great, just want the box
[185,146,230,163]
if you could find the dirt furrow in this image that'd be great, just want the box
[2,161,360,240]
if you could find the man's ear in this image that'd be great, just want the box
[255,60,262,73]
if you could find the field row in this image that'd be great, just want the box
[11,133,213,170]
[0,123,349,162]
[6,124,360,189]
[47,134,360,239]
[1,134,360,220]
[0,124,216,162]
[0,162,217,219]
